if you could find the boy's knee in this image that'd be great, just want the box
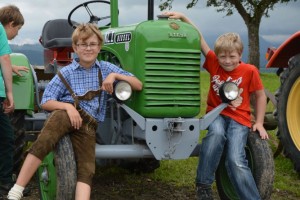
[77,171,94,187]
[226,155,247,170]
[28,133,56,160]
[77,162,95,187]
[208,123,226,137]
[206,130,226,142]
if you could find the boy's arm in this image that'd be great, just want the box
[12,65,29,76]
[162,11,210,57]
[252,89,269,139]
[101,73,143,94]
[0,54,14,113]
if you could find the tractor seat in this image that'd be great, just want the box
[40,19,74,49]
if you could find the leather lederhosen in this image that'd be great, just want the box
[29,69,103,186]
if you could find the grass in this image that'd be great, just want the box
[147,71,300,199]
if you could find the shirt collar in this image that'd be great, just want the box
[71,58,101,70]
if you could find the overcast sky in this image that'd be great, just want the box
[1,0,299,46]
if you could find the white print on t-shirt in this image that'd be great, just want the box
[211,75,242,95]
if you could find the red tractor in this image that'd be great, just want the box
[266,31,300,171]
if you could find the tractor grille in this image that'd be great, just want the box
[143,48,201,108]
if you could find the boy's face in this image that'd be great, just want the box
[73,34,101,68]
[217,50,242,72]
[5,22,22,40]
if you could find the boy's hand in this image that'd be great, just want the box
[12,65,29,76]
[252,123,269,140]
[3,93,14,114]
[65,104,82,130]
[162,11,183,20]
[101,73,116,94]
[229,88,243,110]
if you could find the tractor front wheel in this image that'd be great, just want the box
[215,131,274,200]
[37,135,77,200]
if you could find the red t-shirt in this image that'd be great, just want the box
[203,50,264,127]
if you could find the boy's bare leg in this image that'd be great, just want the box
[7,154,41,199]
[75,182,91,200]
[16,153,42,186]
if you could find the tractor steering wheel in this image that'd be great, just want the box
[68,0,111,28]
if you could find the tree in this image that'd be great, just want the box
[159,0,297,68]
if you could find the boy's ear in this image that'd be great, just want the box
[9,21,15,27]
[6,21,18,29]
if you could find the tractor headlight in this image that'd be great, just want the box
[219,82,239,103]
[114,81,132,101]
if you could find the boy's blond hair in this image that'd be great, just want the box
[214,32,243,55]
[0,5,24,27]
[72,23,103,46]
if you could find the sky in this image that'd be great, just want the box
[1,0,300,46]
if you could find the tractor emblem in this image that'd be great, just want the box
[169,22,180,30]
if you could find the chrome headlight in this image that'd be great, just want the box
[219,82,239,103]
[114,81,132,101]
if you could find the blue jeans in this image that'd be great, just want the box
[196,115,261,200]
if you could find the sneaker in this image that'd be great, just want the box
[0,183,30,197]
[196,185,213,200]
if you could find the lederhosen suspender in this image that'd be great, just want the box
[57,70,103,113]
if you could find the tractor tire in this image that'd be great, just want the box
[55,135,77,199]
[10,110,26,176]
[37,135,77,200]
[215,131,274,200]
[275,54,300,172]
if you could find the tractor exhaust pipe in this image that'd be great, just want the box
[148,0,154,20]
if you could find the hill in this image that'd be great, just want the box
[9,34,281,69]
[10,44,44,66]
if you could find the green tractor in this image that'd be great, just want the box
[11,0,274,199]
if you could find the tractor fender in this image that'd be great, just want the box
[266,31,300,68]
[11,53,35,110]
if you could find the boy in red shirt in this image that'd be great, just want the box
[163,12,268,200]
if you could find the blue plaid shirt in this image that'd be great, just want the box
[41,59,133,122]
